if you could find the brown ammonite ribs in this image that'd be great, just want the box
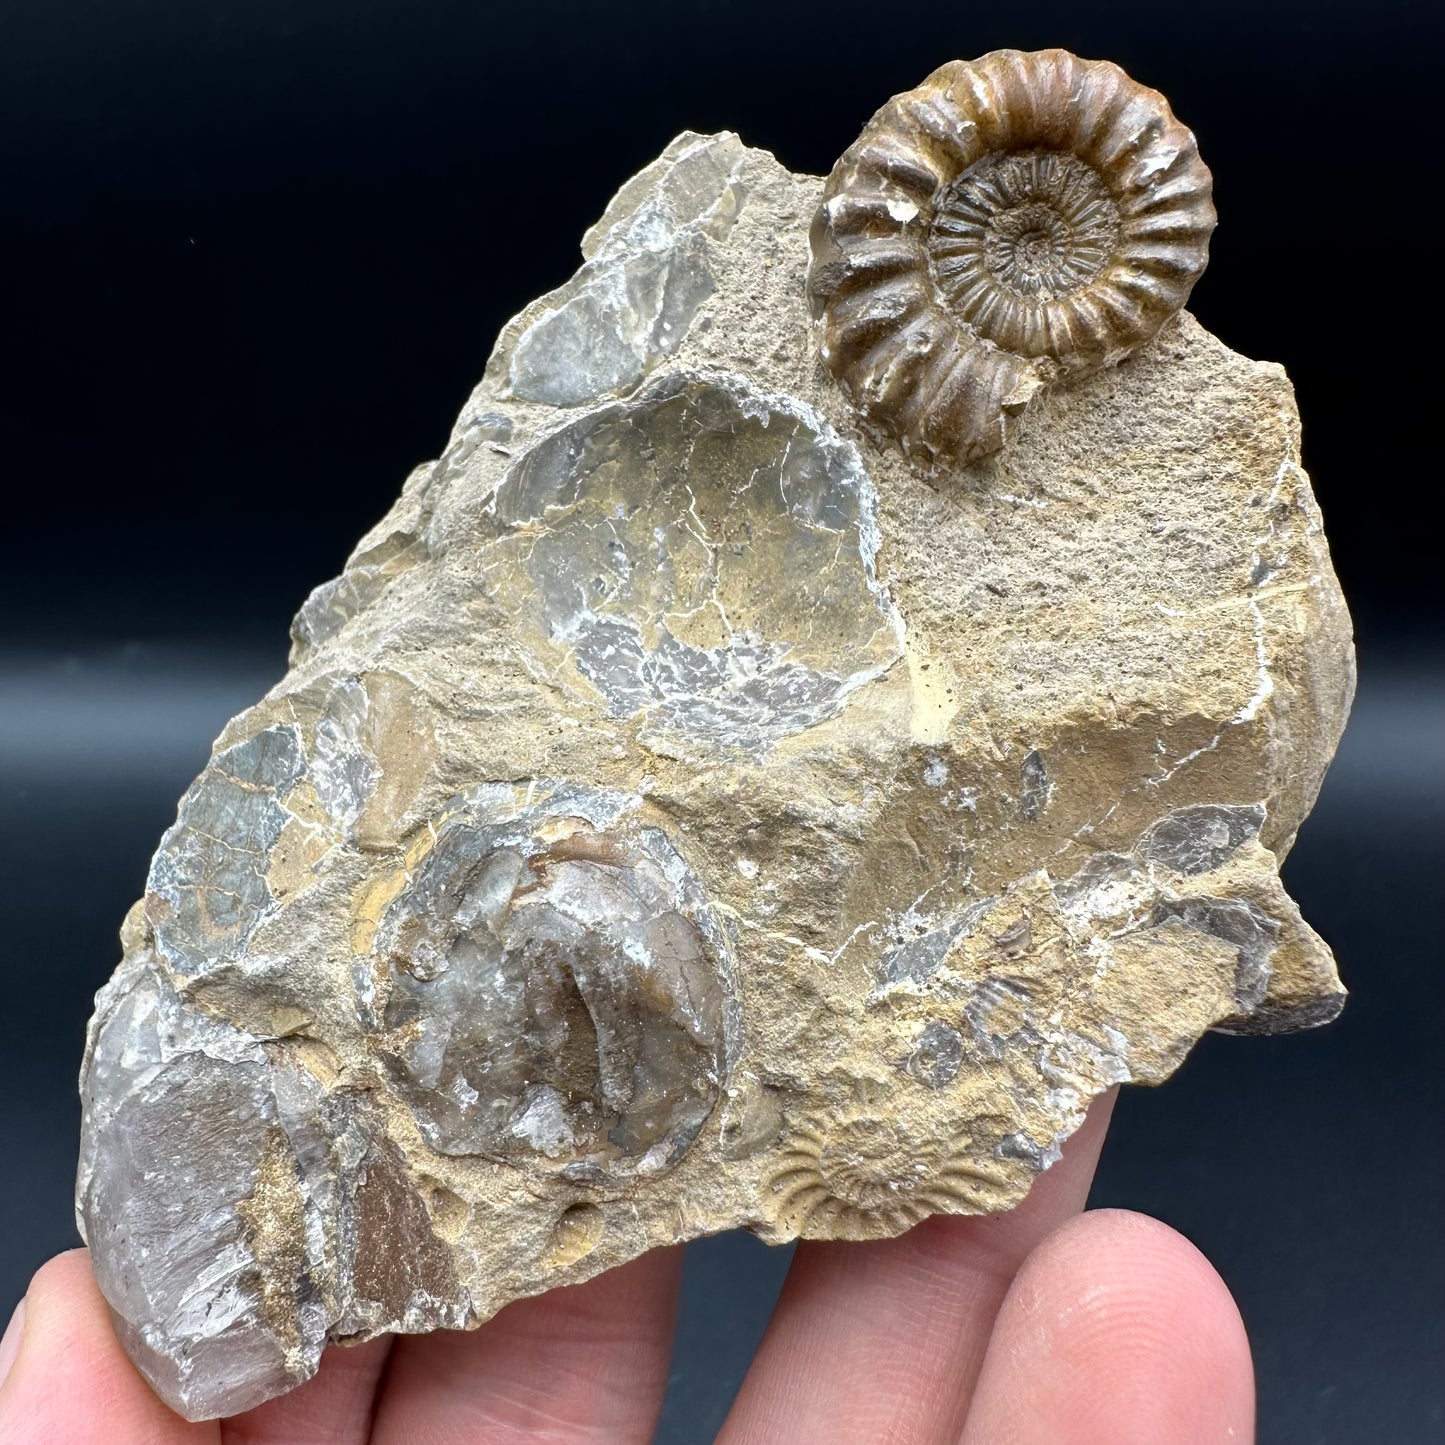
[808,49,1217,472]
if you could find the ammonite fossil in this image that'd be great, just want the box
[767,1104,1012,1239]
[808,49,1216,470]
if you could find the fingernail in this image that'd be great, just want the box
[0,1298,25,1389]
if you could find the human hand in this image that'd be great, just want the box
[0,1092,1253,1443]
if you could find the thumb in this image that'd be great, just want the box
[0,1249,215,1445]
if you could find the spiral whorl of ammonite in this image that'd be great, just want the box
[808,50,1216,471]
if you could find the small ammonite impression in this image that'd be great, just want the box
[808,49,1216,471]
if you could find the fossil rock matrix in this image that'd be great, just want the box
[78,56,1352,1422]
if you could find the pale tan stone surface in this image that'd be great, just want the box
[76,131,1353,1420]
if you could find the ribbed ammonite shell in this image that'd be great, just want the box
[808,50,1216,471]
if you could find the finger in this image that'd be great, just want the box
[718,1089,1117,1445]
[0,1248,218,1445]
[960,1208,1254,1445]
[220,1335,392,1445]
[369,1244,683,1445]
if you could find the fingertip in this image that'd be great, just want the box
[963,1208,1254,1445]
[1,1249,99,1405]
[0,1297,25,1392]
[1028,1207,1252,1365]
[19,1246,94,1306]
[0,1248,214,1444]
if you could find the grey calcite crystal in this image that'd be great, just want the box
[78,115,1353,1420]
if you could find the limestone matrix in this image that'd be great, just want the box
[76,117,1353,1420]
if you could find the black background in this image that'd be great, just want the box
[2,2,1441,1441]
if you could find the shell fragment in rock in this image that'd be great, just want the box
[808,49,1217,471]
[361,781,738,1177]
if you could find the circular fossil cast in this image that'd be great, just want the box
[362,783,736,1178]
[808,49,1216,470]
[767,1096,1013,1241]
